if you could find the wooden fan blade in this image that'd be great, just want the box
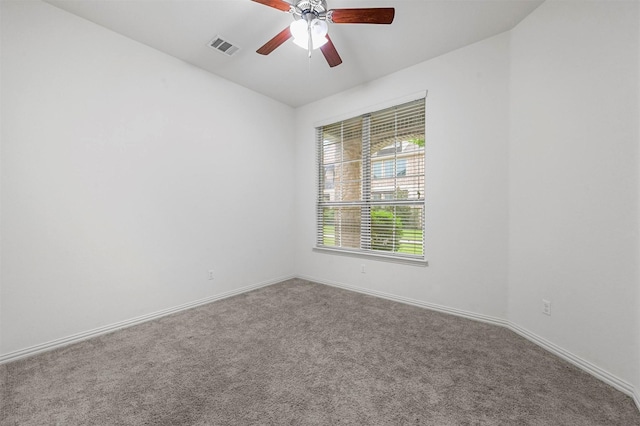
[251,0,291,12]
[257,26,292,55]
[320,35,342,67]
[329,8,395,24]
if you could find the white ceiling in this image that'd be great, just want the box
[44,0,543,107]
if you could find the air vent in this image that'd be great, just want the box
[208,36,240,56]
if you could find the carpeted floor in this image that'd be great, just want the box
[1,278,639,425]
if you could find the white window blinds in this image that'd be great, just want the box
[316,98,426,261]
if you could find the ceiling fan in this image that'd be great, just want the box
[252,0,395,67]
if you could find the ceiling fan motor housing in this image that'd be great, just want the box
[294,0,328,19]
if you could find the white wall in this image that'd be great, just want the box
[509,0,639,392]
[0,0,295,355]
[294,32,511,320]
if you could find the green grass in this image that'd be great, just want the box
[398,228,423,255]
[398,242,423,255]
[401,229,421,239]
[323,225,336,245]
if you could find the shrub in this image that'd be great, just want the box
[371,209,403,251]
[323,208,335,224]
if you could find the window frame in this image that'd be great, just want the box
[314,96,427,265]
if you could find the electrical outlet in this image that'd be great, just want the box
[542,299,551,316]
[208,270,214,280]
[361,264,366,274]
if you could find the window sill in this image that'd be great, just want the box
[313,246,428,267]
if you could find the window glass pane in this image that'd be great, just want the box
[320,118,363,203]
[322,141,342,165]
[372,162,382,179]
[334,161,362,202]
[320,206,361,249]
[396,159,407,176]
[383,160,394,178]
[324,165,334,188]
[342,133,362,162]
[371,205,424,255]
[321,207,337,246]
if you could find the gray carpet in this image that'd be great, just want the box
[1,278,639,425]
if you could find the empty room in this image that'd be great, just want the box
[1,0,640,424]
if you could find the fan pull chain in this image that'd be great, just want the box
[307,21,312,59]
[307,20,312,73]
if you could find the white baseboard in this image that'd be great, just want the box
[298,274,508,328]
[298,274,639,407]
[0,274,294,364]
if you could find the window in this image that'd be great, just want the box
[316,98,426,262]
[373,158,408,179]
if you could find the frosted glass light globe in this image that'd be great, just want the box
[290,18,328,50]
[289,19,308,41]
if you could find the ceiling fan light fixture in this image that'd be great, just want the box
[292,35,328,50]
[290,18,328,50]
[289,19,308,40]
[311,19,328,38]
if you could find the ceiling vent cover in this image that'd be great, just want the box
[208,36,240,56]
